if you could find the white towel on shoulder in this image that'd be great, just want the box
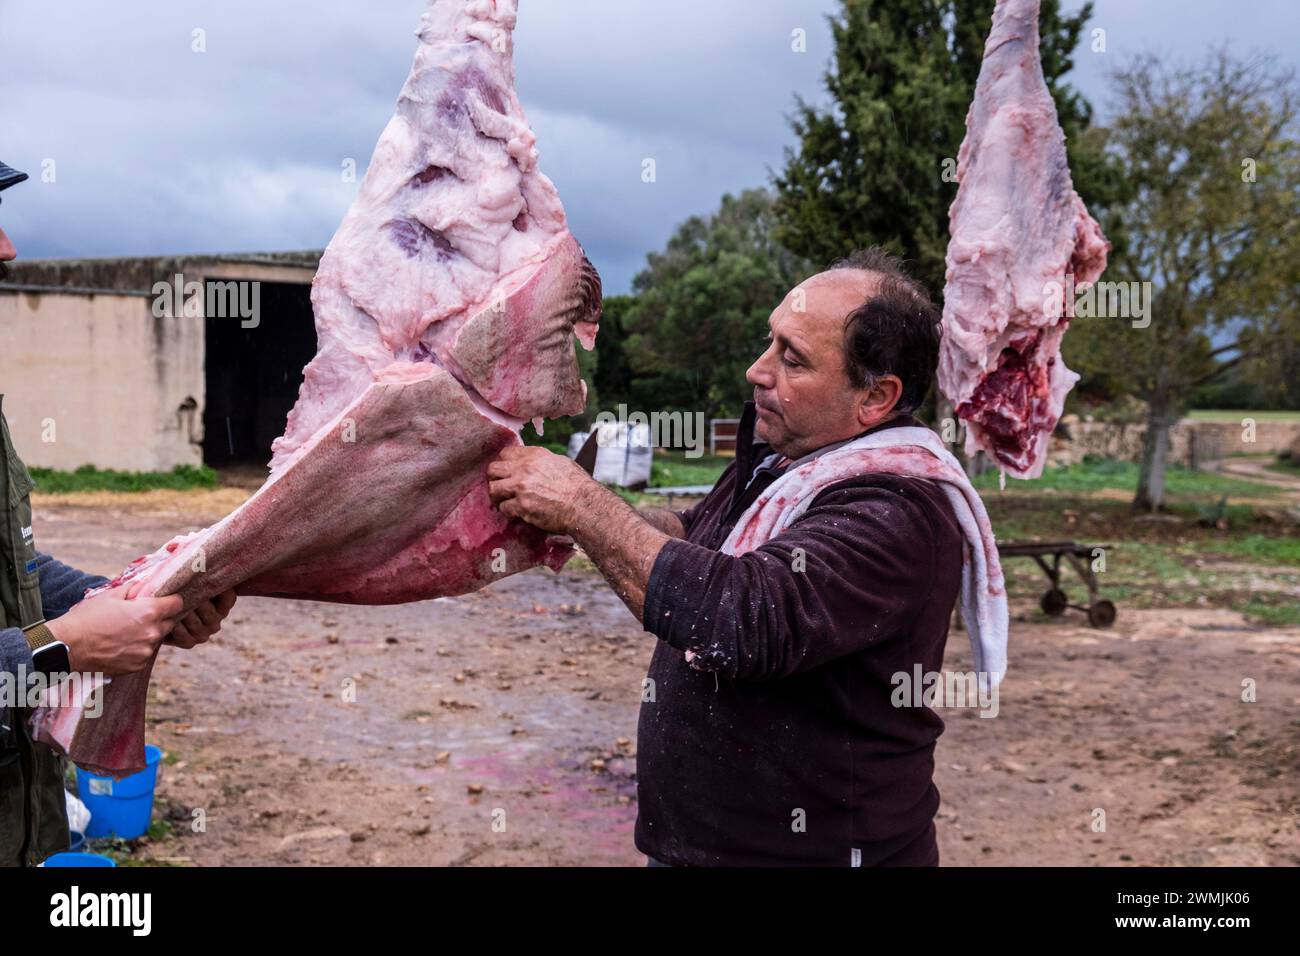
[719,426,1009,689]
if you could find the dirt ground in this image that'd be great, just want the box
[31,492,1300,867]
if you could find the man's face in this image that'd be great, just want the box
[745,269,899,460]
[0,223,15,263]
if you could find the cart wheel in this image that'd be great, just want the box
[1087,600,1117,628]
[1040,588,1068,617]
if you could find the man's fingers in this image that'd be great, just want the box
[136,594,184,630]
[485,459,513,479]
[215,590,237,615]
[154,594,184,615]
[194,602,222,630]
[487,478,516,504]
[498,498,522,521]
[167,622,195,648]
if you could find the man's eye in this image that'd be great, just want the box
[781,354,799,368]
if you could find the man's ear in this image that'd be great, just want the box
[856,375,903,427]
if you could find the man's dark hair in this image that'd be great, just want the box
[827,247,940,416]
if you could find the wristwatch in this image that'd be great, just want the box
[22,620,72,677]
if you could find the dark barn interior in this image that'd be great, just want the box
[203,280,317,465]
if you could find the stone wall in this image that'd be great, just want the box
[1050,415,1300,469]
[0,289,205,471]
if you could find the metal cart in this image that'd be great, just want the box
[996,539,1117,627]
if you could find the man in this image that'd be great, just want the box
[0,159,237,866]
[488,247,986,867]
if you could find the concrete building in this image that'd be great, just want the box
[0,252,321,472]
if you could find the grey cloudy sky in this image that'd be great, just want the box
[1,0,1295,294]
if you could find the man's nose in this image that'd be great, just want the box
[0,226,16,261]
[746,340,779,389]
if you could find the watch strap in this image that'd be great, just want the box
[22,620,58,653]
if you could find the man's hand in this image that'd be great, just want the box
[164,590,237,649]
[488,444,674,624]
[47,586,184,676]
[486,445,595,535]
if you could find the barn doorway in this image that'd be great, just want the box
[202,280,317,468]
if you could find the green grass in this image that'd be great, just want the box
[957,471,1300,625]
[1186,409,1300,422]
[29,464,218,493]
[1181,502,1269,532]
[650,453,730,487]
[1000,540,1195,604]
[1240,598,1300,627]
[1201,535,1300,566]
[1109,541,1197,580]
[972,458,1281,499]
[643,449,1285,500]
[999,535,1300,619]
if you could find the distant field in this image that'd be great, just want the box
[29,452,1284,504]
[971,458,1283,499]
[643,451,1286,502]
[1185,409,1300,422]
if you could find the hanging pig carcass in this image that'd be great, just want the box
[33,0,600,775]
[937,0,1109,478]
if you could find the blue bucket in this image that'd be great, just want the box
[43,852,116,867]
[76,744,163,839]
